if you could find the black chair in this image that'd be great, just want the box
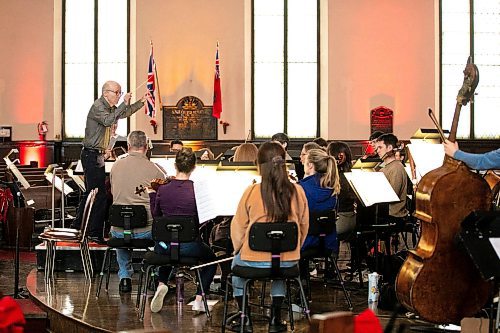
[96,205,154,297]
[221,222,311,333]
[137,215,210,321]
[301,210,353,311]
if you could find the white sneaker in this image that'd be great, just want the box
[150,284,168,313]
[191,299,207,312]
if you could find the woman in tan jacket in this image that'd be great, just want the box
[230,141,309,333]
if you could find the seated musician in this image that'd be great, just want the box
[300,148,340,250]
[169,139,183,153]
[299,148,340,281]
[109,130,165,293]
[230,141,309,332]
[374,133,409,223]
[233,143,258,162]
[299,142,322,166]
[362,131,385,159]
[444,139,500,170]
[327,141,358,239]
[149,148,216,314]
[197,147,215,160]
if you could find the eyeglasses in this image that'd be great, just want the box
[106,90,123,97]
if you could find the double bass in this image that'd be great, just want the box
[395,57,492,324]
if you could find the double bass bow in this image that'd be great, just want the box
[395,57,493,324]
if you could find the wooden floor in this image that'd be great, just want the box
[24,267,439,332]
[0,248,445,332]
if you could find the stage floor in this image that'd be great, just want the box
[24,267,434,332]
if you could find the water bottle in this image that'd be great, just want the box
[176,272,184,303]
[368,272,381,303]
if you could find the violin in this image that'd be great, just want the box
[134,176,175,196]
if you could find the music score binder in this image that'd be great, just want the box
[406,141,445,181]
[344,171,399,207]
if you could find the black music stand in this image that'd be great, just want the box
[344,172,399,275]
[457,211,500,333]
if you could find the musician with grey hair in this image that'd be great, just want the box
[109,130,165,293]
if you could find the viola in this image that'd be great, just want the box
[134,176,175,196]
[395,57,492,324]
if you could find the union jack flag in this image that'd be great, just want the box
[145,44,156,118]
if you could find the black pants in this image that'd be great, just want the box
[74,148,107,237]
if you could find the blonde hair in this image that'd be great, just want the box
[306,148,340,195]
[233,143,258,162]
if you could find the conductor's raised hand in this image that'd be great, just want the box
[123,92,132,105]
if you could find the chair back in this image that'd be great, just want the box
[308,210,336,254]
[80,188,98,241]
[249,222,298,276]
[152,215,199,261]
[109,205,148,243]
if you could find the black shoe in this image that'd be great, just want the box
[229,318,253,333]
[88,236,106,245]
[119,278,132,293]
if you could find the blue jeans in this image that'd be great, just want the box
[154,240,216,296]
[110,229,152,280]
[231,252,298,297]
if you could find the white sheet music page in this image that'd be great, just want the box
[192,169,261,223]
[45,173,74,195]
[407,141,445,181]
[344,171,399,207]
[489,238,500,261]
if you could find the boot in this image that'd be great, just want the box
[269,296,287,333]
[229,296,253,333]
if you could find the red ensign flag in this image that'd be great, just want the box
[212,42,222,119]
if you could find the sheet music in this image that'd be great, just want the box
[192,169,261,223]
[489,238,500,261]
[45,172,74,195]
[150,157,177,177]
[66,163,86,192]
[3,152,30,189]
[407,141,445,181]
[344,171,399,207]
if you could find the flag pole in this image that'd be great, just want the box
[151,40,163,114]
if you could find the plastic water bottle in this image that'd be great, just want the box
[368,272,381,303]
[176,272,184,303]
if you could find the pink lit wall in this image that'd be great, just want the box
[0,0,436,142]
[0,0,54,141]
[328,0,436,140]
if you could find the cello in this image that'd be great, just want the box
[395,57,493,324]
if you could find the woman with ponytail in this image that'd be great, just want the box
[230,141,309,332]
[299,148,340,253]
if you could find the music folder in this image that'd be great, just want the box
[406,141,445,181]
[351,157,381,172]
[3,149,30,190]
[344,171,399,207]
[44,164,74,196]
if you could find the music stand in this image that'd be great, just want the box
[457,211,500,332]
[344,172,399,273]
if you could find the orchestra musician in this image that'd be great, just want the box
[233,142,258,162]
[73,80,147,244]
[299,142,322,166]
[108,130,165,293]
[327,141,357,239]
[169,139,184,153]
[443,139,500,170]
[149,148,216,314]
[230,141,309,332]
[374,134,409,223]
[299,148,340,283]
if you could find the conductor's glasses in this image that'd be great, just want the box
[106,90,123,97]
